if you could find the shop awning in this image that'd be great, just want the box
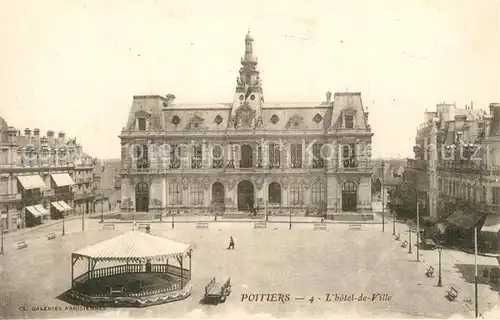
[33,204,49,216]
[481,214,500,233]
[26,206,42,217]
[17,175,47,190]
[51,202,65,212]
[50,173,75,187]
[58,201,72,211]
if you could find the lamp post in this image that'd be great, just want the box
[62,212,66,236]
[171,212,174,229]
[437,246,442,287]
[81,203,84,232]
[381,160,385,232]
[416,201,420,262]
[1,215,4,255]
[392,197,396,235]
[474,224,479,319]
[100,195,104,223]
[408,218,412,254]
[289,209,292,230]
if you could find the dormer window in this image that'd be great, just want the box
[344,115,354,129]
[138,118,146,131]
[134,109,151,131]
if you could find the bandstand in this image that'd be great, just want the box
[68,230,193,308]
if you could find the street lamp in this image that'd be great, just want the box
[437,246,442,287]
[416,201,420,262]
[381,160,385,232]
[62,212,66,236]
[1,215,4,255]
[408,219,412,254]
[100,195,104,223]
[81,203,84,232]
[289,209,292,230]
[171,212,175,229]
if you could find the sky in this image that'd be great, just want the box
[0,0,499,160]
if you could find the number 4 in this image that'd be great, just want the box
[309,296,314,303]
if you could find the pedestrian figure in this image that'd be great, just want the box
[227,236,235,250]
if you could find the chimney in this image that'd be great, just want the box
[33,128,40,145]
[7,126,17,144]
[47,130,55,145]
[58,132,66,146]
[489,103,500,136]
[326,91,332,103]
[24,128,31,143]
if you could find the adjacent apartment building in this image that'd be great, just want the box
[405,102,500,219]
[118,32,374,219]
[0,117,96,231]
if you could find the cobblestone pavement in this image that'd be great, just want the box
[0,220,498,319]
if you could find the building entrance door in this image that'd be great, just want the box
[135,182,149,212]
[342,181,357,212]
[237,180,254,211]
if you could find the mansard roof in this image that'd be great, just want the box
[123,92,371,133]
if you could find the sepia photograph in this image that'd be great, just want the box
[0,0,499,319]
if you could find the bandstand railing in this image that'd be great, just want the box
[73,263,191,297]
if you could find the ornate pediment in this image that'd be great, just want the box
[285,114,305,129]
[234,103,256,129]
[135,109,151,118]
[185,115,206,131]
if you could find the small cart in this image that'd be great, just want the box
[203,277,231,305]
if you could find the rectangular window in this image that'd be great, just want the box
[138,118,146,131]
[493,187,500,205]
[342,144,356,168]
[290,143,302,168]
[344,115,354,129]
[192,145,202,169]
[268,143,280,168]
[170,144,180,169]
[312,144,324,168]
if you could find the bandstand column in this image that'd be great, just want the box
[180,255,184,288]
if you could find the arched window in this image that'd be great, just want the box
[169,182,182,205]
[190,182,204,205]
[268,182,281,204]
[311,182,326,204]
[289,182,303,205]
[342,181,357,192]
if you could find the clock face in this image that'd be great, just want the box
[250,94,256,100]
[239,95,244,101]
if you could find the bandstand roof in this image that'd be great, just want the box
[72,231,191,262]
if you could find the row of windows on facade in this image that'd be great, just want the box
[135,114,356,131]
[161,181,329,205]
[439,179,500,205]
[133,144,358,169]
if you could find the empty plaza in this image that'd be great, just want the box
[1,218,498,319]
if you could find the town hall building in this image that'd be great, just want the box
[119,32,374,219]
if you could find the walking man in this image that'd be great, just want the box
[227,236,235,250]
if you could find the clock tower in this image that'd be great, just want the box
[229,31,264,130]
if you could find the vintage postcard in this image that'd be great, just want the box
[0,0,499,319]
